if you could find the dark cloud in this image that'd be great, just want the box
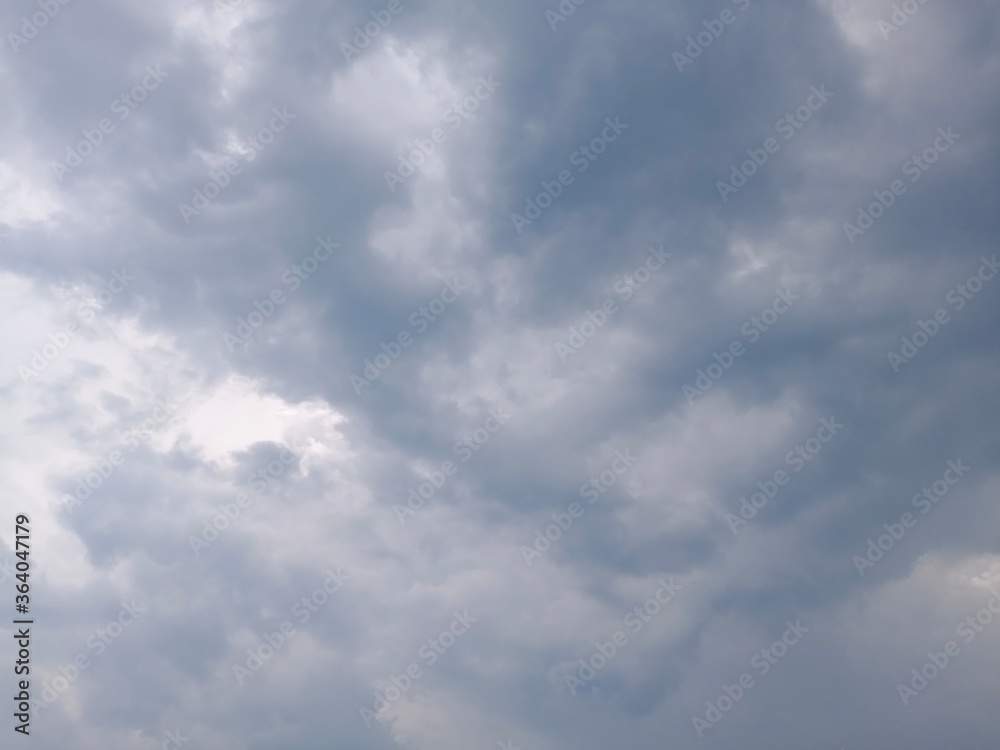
[1,0,999,748]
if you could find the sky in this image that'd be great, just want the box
[1,0,999,748]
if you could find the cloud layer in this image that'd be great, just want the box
[2,0,999,747]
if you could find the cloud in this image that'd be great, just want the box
[2,0,999,747]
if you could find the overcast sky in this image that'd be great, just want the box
[2,0,999,748]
